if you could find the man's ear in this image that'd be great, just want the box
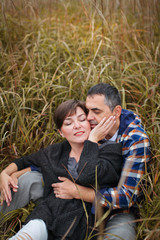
[58,129,64,138]
[113,105,122,118]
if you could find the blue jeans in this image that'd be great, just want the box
[104,212,136,240]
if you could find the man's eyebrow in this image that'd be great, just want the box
[90,108,102,111]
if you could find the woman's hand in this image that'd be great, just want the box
[0,171,18,206]
[0,194,4,206]
[10,172,19,187]
[52,177,95,202]
[88,116,116,143]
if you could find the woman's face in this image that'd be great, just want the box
[60,107,91,145]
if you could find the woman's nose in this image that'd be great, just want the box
[73,121,81,129]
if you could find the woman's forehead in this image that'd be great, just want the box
[65,107,85,119]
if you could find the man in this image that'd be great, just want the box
[83,83,151,239]
[0,83,151,240]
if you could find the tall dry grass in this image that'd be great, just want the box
[0,0,160,239]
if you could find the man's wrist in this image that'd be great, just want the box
[73,184,81,200]
[73,184,95,202]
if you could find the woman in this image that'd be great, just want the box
[0,100,122,240]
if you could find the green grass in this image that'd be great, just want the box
[0,0,160,239]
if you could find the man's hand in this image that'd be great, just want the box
[52,177,95,202]
[52,177,76,199]
[88,116,116,143]
[0,171,18,206]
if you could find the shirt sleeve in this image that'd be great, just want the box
[30,165,41,172]
[99,133,151,209]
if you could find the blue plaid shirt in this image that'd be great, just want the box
[99,109,151,209]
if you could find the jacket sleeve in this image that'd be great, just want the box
[99,132,151,209]
[77,140,123,188]
[13,147,48,170]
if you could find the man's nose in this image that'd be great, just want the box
[87,111,94,120]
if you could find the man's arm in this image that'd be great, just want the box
[52,176,95,202]
[52,133,151,210]
[100,134,151,209]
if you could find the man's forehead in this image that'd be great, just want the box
[86,95,105,107]
[86,94,105,101]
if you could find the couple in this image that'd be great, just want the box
[0,83,151,240]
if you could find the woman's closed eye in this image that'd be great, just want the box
[63,121,72,126]
[79,117,86,122]
[78,114,87,122]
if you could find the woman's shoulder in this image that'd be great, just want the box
[99,141,122,152]
[44,140,70,152]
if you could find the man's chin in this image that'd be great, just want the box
[90,124,97,129]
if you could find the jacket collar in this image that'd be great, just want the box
[118,109,137,136]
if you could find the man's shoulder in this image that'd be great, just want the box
[118,114,150,148]
[125,118,149,139]
[120,109,148,138]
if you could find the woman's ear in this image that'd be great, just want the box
[58,129,64,138]
[113,105,122,118]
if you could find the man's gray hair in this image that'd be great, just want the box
[87,83,121,111]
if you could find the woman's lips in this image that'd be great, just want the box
[74,131,84,136]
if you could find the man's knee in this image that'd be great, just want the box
[104,213,136,240]
[18,171,43,190]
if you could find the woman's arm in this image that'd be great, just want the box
[0,163,18,206]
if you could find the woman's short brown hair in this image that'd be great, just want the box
[54,99,88,129]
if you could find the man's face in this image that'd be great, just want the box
[86,94,113,129]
